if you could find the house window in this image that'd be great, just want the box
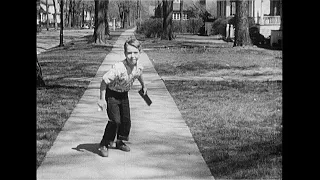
[173,13,181,20]
[183,13,188,20]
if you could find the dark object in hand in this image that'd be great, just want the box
[138,89,152,106]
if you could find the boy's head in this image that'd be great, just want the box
[124,39,142,66]
[124,38,141,53]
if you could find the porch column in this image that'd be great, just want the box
[113,18,116,31]
[260,0,264,25]
[226,0,230,16]
[252,0,254,17]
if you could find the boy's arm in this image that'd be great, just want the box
[97,80,107,110]
[137,73,147,95]
[100,80,107,100]
[98,67,116,109]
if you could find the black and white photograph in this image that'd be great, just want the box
[37,0,282,179]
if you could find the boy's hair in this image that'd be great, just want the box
[124,38,142,52]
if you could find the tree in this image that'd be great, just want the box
[81,2,85,27]
[46,0,50,30]
[59,0,64,47]
[233,0,252,47]
[154,0,163,18]
[37,0,42,32]
[53,0,58,30]
[93,0,110,44]
[161,0,174,40]
[37,56,45,87]
[122,1,129,28]
[180,0,183,22]
[116,0,130,29]
[67,0,73,27]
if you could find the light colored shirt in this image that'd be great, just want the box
[102,60,143,92]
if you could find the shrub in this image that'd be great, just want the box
[137,17,204,37]
[136,18,163,38]
[186,18,204,34]
[211,16,256,36]
[211,17,232,36]
[172,20,188,34]
[172,18,203,34]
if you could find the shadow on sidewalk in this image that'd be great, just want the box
[72,143,119,156]
[72,143,101,156]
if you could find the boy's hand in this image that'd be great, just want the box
[97,99,107,111]
[142,87,147,95]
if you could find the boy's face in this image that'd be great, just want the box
[125,44,140,66]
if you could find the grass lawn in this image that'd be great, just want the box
[141,34,282,179]
[144,46,281,77]
[165,80,282,179]
[36,30,124,169]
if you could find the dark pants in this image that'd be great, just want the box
[100,88,131,147]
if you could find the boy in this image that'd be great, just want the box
[97,38,147,157]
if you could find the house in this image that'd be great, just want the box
[200,0,282,39]
[37,0,94,28]
[153,0,196,20]
[37,0,60,25]
[172,0,191,20]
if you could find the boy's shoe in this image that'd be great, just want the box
[116,141,130,152]
[98,146,109,157]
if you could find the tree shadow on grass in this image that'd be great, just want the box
[37,84,87,90]
[207,137,282,178]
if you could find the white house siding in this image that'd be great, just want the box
[39,1,60,23]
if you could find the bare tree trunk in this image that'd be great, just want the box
[180,0,183,21]
[82,2,85,27]
[137,0,140,19]
[37,0,42,32]
[161,0,174,40]
[53,0,58,30]
[233,0,252,47]
[180,0,183,33]
[46,0,49,30]
[90,5,93,28]
[123,1,129,29]
[59,0,64,47]
[68,0,73,27]
[37,56,45,87]
[72,0,76,27]
[93,0,110,44]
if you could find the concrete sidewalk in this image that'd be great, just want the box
[37,28,215,180]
